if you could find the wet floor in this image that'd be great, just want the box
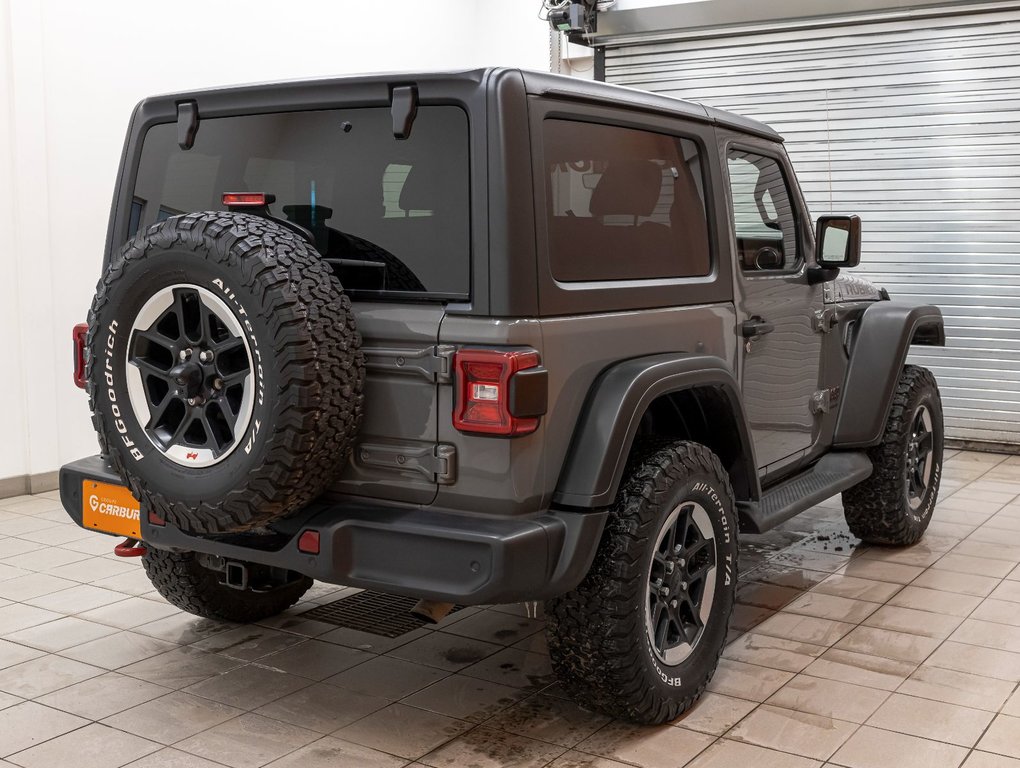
[0,448,1019,767]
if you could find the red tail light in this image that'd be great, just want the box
[453,349,546,436]
[222,192,271,207]
[73,322,88,389]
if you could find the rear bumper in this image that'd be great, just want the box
[59,455,607,605]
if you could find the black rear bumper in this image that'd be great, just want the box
[59,455,607,605]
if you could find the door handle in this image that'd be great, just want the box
[741,317,775,338]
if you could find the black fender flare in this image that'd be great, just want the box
[553,353,760,508]
[833,301,945,448]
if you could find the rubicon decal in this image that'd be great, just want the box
[81,480,141,538]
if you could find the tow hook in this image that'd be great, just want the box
[113,538,147,557]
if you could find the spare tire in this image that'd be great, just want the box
[86,212,364,533]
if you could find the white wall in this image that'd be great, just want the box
[0,0,28,484]
[0,0,551,485]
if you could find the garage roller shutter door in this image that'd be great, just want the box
[605,6,1020,446]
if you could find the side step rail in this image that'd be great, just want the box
[737,452,873,534]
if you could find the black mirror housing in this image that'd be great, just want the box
[816,215,862,268]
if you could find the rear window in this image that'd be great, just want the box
[131,106,471,300]
[542,119,711,283]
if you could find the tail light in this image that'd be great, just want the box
[453,349,547,436]
[73,323,88,389]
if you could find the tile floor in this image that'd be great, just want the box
[0,449,1019,767]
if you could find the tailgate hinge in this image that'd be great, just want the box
[363,344,455,383]
[357,442,457,485]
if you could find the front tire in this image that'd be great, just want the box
[842,364,944,546]
[142,548,312,623]
[544,441,738,724]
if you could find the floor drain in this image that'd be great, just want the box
[301,590,463,638]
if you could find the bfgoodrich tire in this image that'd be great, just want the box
[142,548,312,623]
[87,212,364,534]
[544,441,738,724]
[842,365,944,546]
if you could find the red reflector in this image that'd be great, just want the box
[297,530,320,554]
[72,322,88,389]
[147,511,166,526]
[453,349,540,436]
[222,192,268,207]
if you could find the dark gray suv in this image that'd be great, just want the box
[60,68,946,724]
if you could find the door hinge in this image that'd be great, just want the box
[363,344,455,383]
[356,442,457,485]
[810,386,841,414]
[813,308,838,334]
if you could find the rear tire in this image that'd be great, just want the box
[544,441,738,724]
[142,548,312,623]
[842,365,944,546]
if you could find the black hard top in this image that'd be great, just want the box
[518,69,783,142]
[142,67,783,143]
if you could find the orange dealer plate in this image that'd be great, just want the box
[81,480,141,538]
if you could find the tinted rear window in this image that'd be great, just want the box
[131,106,470,299]
[542,119,711,283]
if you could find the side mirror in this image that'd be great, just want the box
[816,215,861,268]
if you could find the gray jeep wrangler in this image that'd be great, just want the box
[60,68,945,724]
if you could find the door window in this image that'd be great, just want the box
[727,150,799,272]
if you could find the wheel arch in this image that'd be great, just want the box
[834,302,945,448]
[552,353,760,509]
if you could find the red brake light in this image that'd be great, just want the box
[454,349,541,436]
[72,323,88,389]
[222,192,268,207]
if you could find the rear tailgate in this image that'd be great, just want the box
[126,100,473,505]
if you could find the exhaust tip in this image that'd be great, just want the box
[410,599,455,624]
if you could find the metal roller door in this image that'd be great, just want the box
[604,5,1020,446]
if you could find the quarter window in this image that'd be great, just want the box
[542,119,711,282]
[727,150,799,272]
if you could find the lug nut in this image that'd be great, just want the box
[670,599,678,608]
[213,378,224,390]
[680,581,688,591]
[187,396,204,406]
[659,586,670,597]
[664,561,675,574]
[179,348,193,361]
[200,350,214,363]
